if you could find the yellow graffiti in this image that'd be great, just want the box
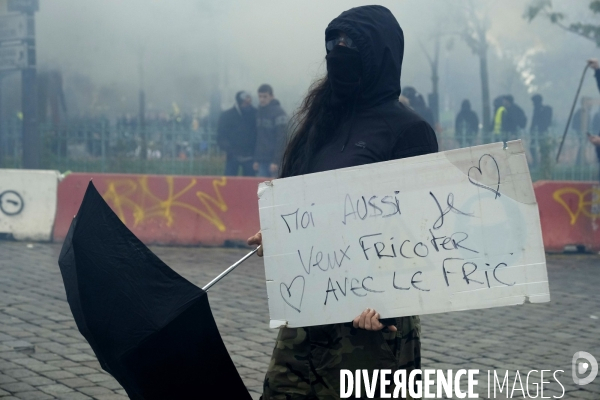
[103,176,228,232]
[552,186,600,225]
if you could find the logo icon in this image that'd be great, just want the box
[572,351,598,385]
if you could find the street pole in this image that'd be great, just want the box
[21,9,37,169]
[139,88,146,161]
[138,47,146,162]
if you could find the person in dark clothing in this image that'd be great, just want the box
[572,107,589,135]
[216,91,257,176]
[592,108,600,134]
[589,58,600,92]
[586,59,600,172]
[571,106,592,167]
[253,84,288,177]
[247,5,437,399]
[402,86,435,127]
[529,94,553,166]
[502,95,527,141]
[455,99,479,147]
[530,95,552,134]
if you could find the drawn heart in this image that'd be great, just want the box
[280,275,305,313]
[468,154,501,199]
[579,362,589,374]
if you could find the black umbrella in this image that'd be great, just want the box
[58,181,255,399]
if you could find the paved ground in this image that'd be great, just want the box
[0,240,598,399]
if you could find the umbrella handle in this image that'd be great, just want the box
[202,246,261,291]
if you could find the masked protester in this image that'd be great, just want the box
[248,6,437,399]
[217,91,257,176]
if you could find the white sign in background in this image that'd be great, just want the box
[258,141,549,328]
[0,169,60,241]
[0,14,33,42]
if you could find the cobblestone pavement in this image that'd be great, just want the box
[0,240,599,399]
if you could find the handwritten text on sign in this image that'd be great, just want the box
[258,141,549,328]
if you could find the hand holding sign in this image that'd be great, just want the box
[247,231,263,257]
[353,309,397,332]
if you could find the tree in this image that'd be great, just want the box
[526,0,600,47]
[458,0,492,139]
[419,33,441,126]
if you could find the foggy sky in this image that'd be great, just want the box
[32,0,600,126]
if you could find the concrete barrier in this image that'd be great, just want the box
[50,174,600,251]
[534,180,600,252]
[0,169,60,241]
[53,173,264,246]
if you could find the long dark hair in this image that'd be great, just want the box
[279,75,342,178]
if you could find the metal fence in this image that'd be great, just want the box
[438,125,599,182]
[0,117,226,176]
[0,117,598,181]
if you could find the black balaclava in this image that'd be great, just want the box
[326,45,362,107]
[325,6,404,107]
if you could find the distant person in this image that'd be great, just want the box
[502,95,527,141]
[572,107,589,136]
[592,108,600,133]
[588,58,600,91]
[402,86,434,126]
[571,106,591,167]
[492,96,506,142]
[586,59,600,174]
[588,130,600,180]
[253,84,288,177]
[217,91,257,176]
[529,94,553,166]
[454,99,479,147]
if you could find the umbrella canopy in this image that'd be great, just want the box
[58,181,252,399]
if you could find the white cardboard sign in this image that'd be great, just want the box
[258,141,549,328]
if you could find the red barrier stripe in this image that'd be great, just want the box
[534,180,600,252]
[55,175,600,251]
[53,173,264,246]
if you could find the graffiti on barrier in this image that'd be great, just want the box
[0,190,24,216]
[552,186,600,225]
[102,176,229,231]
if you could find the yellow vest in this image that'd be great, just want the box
[494,106,506,135]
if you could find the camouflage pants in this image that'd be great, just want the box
[261,316,421,400]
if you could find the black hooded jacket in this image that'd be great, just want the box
[217,103,257,158]
[254,99,288,164]
[306,5,438,174]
